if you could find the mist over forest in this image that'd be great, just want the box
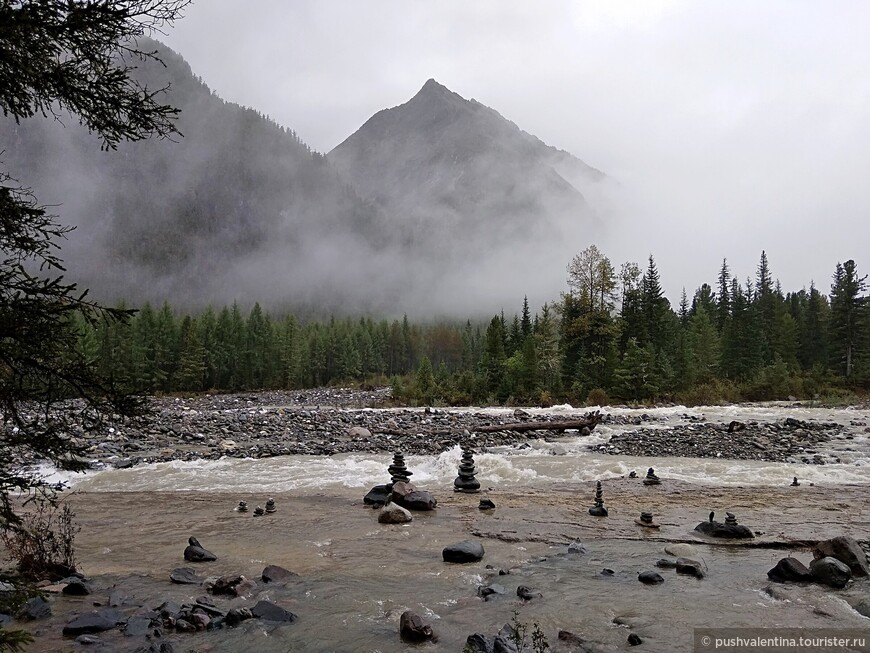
[1,39,619,318]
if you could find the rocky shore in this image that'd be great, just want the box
[12,388,860,471]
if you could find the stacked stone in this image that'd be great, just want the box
[725,512,738,526]
[588,480,608,516]
[388,452,412,485]
[253,505,265,517]
[635,511,659,528]
[454,447,481,493]
[236,500,248,513]
[791,477,800,486]
[265,498,276,514]
[642,468,661,486]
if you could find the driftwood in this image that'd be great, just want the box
[474,412,602,434]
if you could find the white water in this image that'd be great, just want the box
[55,404,870,493]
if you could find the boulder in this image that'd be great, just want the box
[665,543,698,558]
[638,571,664,585]
[675,558,706,579]
[767,557,812,583]
[390,480,415,502]
[655,558,677,569]
[169,568,201,585]
[694,521,754,539]
[61,578,91,596]
[378,503,412,524]
[813,536,869,577]
[251,600,297,623]
[399,610,435,643]
[62,609,125,636]
[477,583,506,600]
[810,556,852,589]
[400,490,437,511]
[465,633,496,653]
[628,633,644,646]
[851,597,870,618]
[348,426,372,439]
[262,565,299,584]
[363,484,391,506]
[479,499,496,510]
[443,540,485,563]
[124,615,154,638]
[184,536,217,562]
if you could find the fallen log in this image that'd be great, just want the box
[474,412,602,434]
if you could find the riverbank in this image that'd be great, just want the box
[10,480,870,652]
[58,389,869,469]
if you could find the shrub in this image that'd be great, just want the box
[586,388,609,406]
[0,498,80,581]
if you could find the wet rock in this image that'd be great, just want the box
[655,558,678,569]
[567,541,588,555]
[516,585,541,600]
[810,556,852,588]
[812,536,870,577]
[465,633,496,653]
[628,633,643,646]
[61,577,91,596]
[210,575,247,596]
[363,484,391,506]
[183,536,217,562]
[479,498,496,510]
[477,583,506,600]
[17,596,51,620]
[851,598,870,618]
[664,543,698,558]
[443,540,485,563]
[75,634,101,645]
[378,503,412,524]
[169,567,201,585]
[399,610,435,643]
[638,571,664,585]
[262,565,299,583]
[251,599,297,623]
[124,615,154,637]
[62,608,125,636]
[767,557,812,583]
[694,520,754,539]
[224,607,253,627]
[675,558,706,579]
[399,490,437,511]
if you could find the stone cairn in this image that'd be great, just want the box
[635,511,659,528]
[642,468,661,486]
[725,512,739,526]
[791,476,800,487]
[388,452,412,485]
[454,447,481,493]
[236,500,248,513]
[265,498,276,514]
[588,480,608,516]
[253,505,265,517]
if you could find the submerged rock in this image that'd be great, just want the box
[638,571,664,585]
[262,565,299,583]
[378,502,412,524]
[62,609,125,636]
[251,600,297,623]
[399,610,435,643]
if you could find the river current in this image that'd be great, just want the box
[26,403,870,653]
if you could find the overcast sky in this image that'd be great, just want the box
[162,0,870,304]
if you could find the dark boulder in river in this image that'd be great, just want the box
[443,540,485,563]
[810,557,852,589]
[767,557,812,583]
[183,536,217,562]
[812,536,869,577]
[694,520,754,539]
[399,610,435,643]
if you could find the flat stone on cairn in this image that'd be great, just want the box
[589,480,608,517]
[635,511,660,528]
[694,511,754,538]
[454,446,481,493]
[236,500,248,512]
[265,498,276,514]
[642,468,661,485]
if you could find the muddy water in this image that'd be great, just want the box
[20,481,870,653]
